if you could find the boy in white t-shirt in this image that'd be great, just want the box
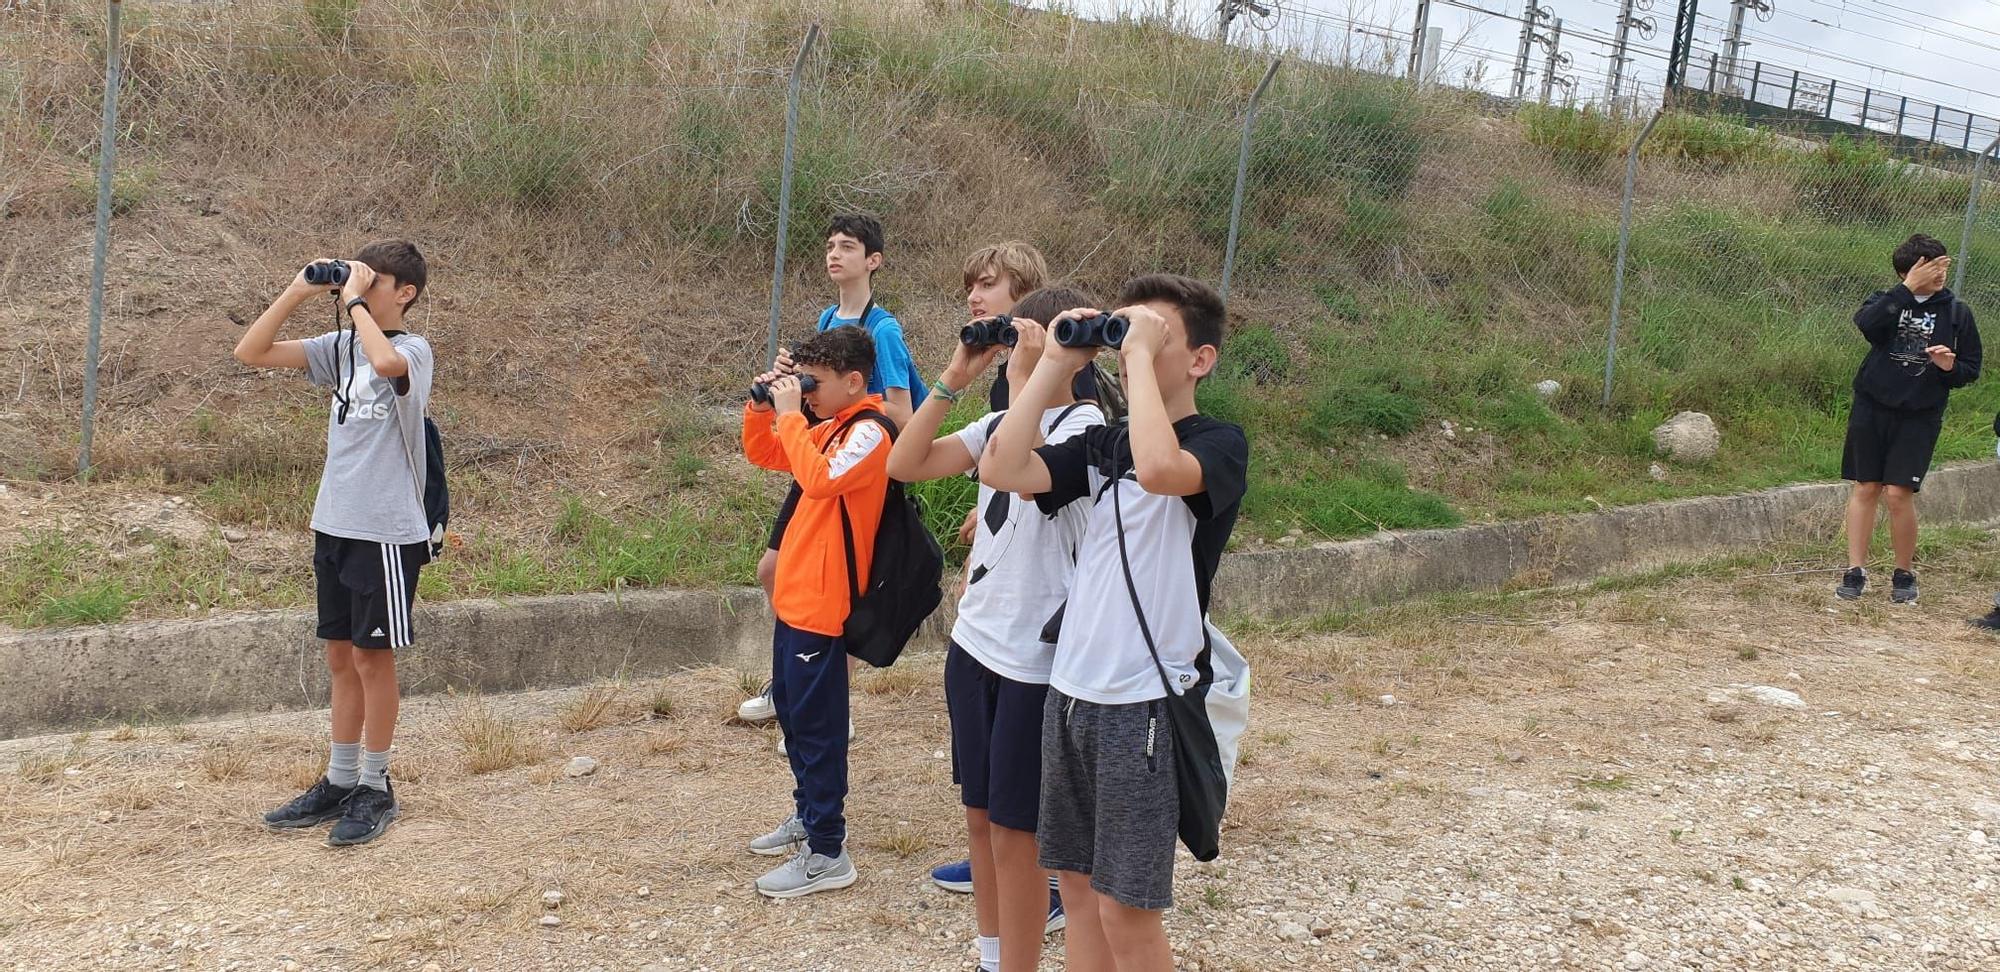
[887,286,1105,972]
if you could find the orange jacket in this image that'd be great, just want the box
[742,395,893,636]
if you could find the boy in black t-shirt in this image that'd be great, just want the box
[980,274,1248,972]
[1839,234,1982,604]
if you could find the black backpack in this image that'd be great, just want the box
[829,410,944,667]
[421,417,450,558]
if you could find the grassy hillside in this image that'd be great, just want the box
[2,0,1997,625]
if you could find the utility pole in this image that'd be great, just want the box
[1217,0,1274,45]
[1664,0,1699,93]
[1539,17,1571,105]
[1407,0,1432,80]
[1510,0,1554,101]
[1718,0,1773,96]
[1606,0,1656,112]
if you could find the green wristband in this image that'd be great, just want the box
[930,380,962,403]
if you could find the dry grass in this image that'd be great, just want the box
[556,682,628,734]
[449,697,550,775]
[198,742,251,782]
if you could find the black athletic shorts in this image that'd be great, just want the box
[766,482,804,551]
[314,532,429,650]
[944,642,1050,833]
[1842,395,1944,493]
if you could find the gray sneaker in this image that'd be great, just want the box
[1891,569,1918,605]
[1835,567,1867,601]
[748,815,808,857]
[754,847,857,899]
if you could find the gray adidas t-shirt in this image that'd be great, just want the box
[302,331,434,545]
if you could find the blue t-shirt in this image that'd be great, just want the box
[816,304,927,408]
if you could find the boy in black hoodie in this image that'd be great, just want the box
[1838,234,1981,604]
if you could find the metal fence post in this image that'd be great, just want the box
[78,0,124,479]
[1604,110,1663,409]
[1220,58,1280,305]
[766,23,820,370]
[1957,135,2000,295]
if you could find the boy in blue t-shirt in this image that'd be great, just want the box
[738,215,924,737]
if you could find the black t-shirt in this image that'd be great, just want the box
[1031,415,1249,703]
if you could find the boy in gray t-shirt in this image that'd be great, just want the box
[233,239,434,848]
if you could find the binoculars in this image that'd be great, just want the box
[750,374,818,405]
[960,315,1019,349]
[1054,313,1129,349]
[303,260,351,287]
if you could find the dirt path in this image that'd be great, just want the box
[5,550,2000,971]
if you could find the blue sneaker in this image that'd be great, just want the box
[930,859,973,893]
[1045,880,1066,935]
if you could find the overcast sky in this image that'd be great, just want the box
[1039,0,2000,144]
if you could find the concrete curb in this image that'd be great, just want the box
[6,463,1998,737]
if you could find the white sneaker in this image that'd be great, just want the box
[748,815,808,857]
[755,846,857,898]
[775,719,856,757]
[738,683,776,723]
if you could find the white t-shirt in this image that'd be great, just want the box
[1032,417,1249,705]
[302,331,433,545]
[949,402,1106,684]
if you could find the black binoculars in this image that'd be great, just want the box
[303,260,351,287]
[750,374,818,405]
[960,315,1019,349]
[1054,313,1129,349]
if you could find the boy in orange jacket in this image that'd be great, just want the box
[740,325,894,898]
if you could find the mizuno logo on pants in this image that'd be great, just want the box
[796,651,822,663]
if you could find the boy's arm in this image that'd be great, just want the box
[885,339,1001,482]
[1854,286,1911,346]
[1949,306,1983,388]
[1118,306,1208,496]
[783,412,891,500]
[979,338,1093,494]
[339,264,409,380]
[742,403,791,472]
[234,271,323,370]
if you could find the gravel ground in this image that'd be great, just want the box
[4,547,2000,971]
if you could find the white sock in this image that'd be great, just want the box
[360,747,392,791]
[327,741,361,788]
[976,935,999,970]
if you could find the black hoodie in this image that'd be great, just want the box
[1852,284,1982,412]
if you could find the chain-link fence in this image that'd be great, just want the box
[4,0,1998,539]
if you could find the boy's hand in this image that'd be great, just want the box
[1043,309,1103,375]
[289,261,335,299]
[769,375,805,416]
[1114,304,1170,360]
[943,331,1005,390]
[339,261,377,303]
[1905,256,1950,296]
[1927,345,1957,371]
[774,346,796,376]
[1006,318,1048,383]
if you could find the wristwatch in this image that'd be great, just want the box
[344,295,371,317]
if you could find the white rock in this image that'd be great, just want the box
[1708,684,1805,709]
[1972,830,1990,846]
[1535,379,1562,399]
[542,890,564,909]
[636,885,652,898]
[1652,411,1720,462]
[221,528,249,543]
[1276,922,1313,944]
[1379,695,1398,706]
[1648,463,1668,481]
[539,915,561,928]
[564,756,599,778]
[1624,951,1649,970]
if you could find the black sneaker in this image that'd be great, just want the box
[1891,569,1918,605]
[1835,567,1867,601]
[327,782,399,847]
[262,777,355,829]
[1971,608,2000,632]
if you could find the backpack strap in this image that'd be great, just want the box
[825,408,897,604]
